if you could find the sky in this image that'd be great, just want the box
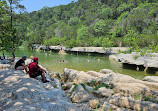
[19,0,78,13]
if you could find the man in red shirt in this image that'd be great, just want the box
[29,57,49,83]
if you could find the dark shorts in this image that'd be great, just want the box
[30,71,42,78]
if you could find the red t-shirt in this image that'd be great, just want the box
[29,62,40,76]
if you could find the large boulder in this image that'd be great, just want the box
[107,95,158,111]
[143,76,158,83]
[113,83,150,96]
[0,70,80,111]
[70,84,92,103]
[64,68,97,84]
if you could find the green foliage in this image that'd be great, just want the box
[102,37,112,47]
[5,0,157,51]
[68,17,81,26]
[93,83,110,91]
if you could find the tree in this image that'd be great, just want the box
[0,1,11,57]
[7,0,25,58]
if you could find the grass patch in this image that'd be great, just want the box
[93,83,110,91]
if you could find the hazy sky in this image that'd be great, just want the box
[19,0,78,12]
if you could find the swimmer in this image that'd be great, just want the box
[56,59,59,63]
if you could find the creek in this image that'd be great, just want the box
[2,48,151,80]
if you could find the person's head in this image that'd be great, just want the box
[30,55,34,60]
[22,55,27,60]
[33,57,38,63]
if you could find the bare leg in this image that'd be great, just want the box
[16,66,25,70]
[41,71,46,81]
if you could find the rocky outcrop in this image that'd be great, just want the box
[49,46,129,54]
[0,70,80,111]
[117,53,158,74]
[70,84,92,103]
[107,95,158,111]
[64,68,97,83]
[61,68,158,110]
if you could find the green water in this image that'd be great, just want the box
[3,48,151,80]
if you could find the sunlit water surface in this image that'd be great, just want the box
[2,48,152,80]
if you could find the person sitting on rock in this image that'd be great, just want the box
[15,55,28,73]
[28,57,49,83]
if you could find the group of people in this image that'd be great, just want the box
[15,55,49,83]
[56,59,68,63]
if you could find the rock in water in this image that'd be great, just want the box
[0,70,80,111]
[70,84,92,103]
[143,76,158,83]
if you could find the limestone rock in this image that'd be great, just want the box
[113,82,149,96]
[109,55,117,61]
[101,101,118,111]
[89,99,99,109]
[62,83,73,90]
[64,68,97,83]
[85,85,93,92]
[143,76,158,83]
[107,95,158,111]
[70,84,92,103]
[0,64,11,70]
[93,87,114,98]
[0,70,80,111]
[100,69,114,74]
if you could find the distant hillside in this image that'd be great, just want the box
[15,0,158,50]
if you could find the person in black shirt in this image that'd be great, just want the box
[15,55,28,73]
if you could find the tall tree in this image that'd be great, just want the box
[7,0,25,58]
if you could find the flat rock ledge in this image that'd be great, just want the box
[116,53,158,74]
[0,70,80,111]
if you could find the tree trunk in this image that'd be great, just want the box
[10,0,15,58]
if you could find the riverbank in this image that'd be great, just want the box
[109,53,158,74]
[36,45,129,55]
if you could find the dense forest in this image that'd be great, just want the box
[1,0,158,52]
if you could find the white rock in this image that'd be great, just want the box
[107,95,158,111]
[0,70,80,111]
[143,76,158,83]
[70,84,92,103]
[93,87,114,97]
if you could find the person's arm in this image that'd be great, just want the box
[21,63,27,68]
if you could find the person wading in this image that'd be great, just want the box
[28,57,49,83]
[15,55,28,73]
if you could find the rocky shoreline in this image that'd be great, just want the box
[1,59,158,111]
[110,53,158,74]
[52,68,158,111]
[35,45,129,55]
